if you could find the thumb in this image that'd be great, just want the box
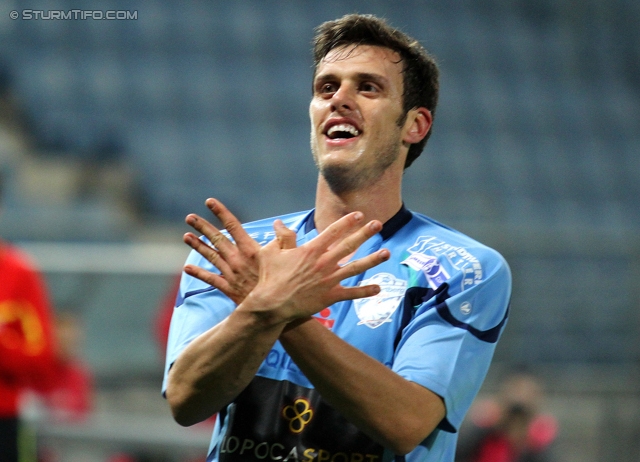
[274,220,297,249]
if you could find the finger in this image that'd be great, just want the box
[329,283,382,305]
[183,232,233,276]
[274,219,297,249]
[335,248,390,280]
[325,220,383,264]
[185,213,235,258]
[206,198,260,252]
[310,212,365,252]
[183,264,232,294]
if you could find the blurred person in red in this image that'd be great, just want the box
[455,371,558,462]
[39,311,94,423]
[0,172,58,462]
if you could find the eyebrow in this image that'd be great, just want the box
[314,72,391,88]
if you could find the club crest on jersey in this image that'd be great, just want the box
[353,273,407,329]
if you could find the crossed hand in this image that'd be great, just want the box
[182,198,390,324]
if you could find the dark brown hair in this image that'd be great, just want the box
[313,14,439,168]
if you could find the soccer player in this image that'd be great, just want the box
[163,14,511,462]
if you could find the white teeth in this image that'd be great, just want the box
[327,124,360,137]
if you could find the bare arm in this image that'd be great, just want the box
[165,296,286,426]
[280,319,445,455]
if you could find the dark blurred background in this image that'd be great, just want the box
[0,0,638,460]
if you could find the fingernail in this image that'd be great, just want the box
[354,212,363,221]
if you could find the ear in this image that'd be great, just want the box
[402,107,432,145]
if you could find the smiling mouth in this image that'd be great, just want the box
[326,124,360,140]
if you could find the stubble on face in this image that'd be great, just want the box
[312,132,402,195]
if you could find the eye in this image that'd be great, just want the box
[360,82,379,93]
[317,82,337,94]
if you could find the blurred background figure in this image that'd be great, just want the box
[32,311,95,462]
[0,59,35,171]
[0,172,58,462]
[39,310,94,423]
[456,371,558,462]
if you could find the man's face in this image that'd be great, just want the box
[309,44,408,194]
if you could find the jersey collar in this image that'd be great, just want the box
[304,205,412,241]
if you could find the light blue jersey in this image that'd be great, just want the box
[163,207,511,462]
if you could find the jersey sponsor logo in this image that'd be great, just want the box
[353,273,407,329]
[313,308,335,329]
[282,398,313,434]
[406,236,483,290]
[401,253,450,290]
[217,230,278,247]
[247,231,278,246]
[264,348,302,374]
[219,436,381,462]
[219,436,298,460]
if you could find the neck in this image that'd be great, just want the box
[313,164,404,233]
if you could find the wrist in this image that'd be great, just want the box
[282,316,313,334]
[235,290,290,331]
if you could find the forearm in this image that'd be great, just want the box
[166,299,286,426]
[280,318,445,455]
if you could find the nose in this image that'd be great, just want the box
[330,83,356,113]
